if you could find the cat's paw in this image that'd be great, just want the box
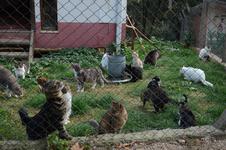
[59,134,72,140]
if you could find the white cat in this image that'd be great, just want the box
[180,66,213,87]
[62,84,72,125]
[101,49,114,71]
[199,46,211,61]
[14,60,30,80]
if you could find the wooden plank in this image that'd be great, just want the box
[29,30,34,62]
[0,47,24,51]
[0,30,31,33]
[34,48,62,52]
[0,39,30,46]
[0,52,29,58]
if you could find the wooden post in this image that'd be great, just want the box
[222,35,226,63]
[131,30,135,50]
[198,0,207,48]
[29,30,34,62]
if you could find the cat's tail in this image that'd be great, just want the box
[102,77,114,84]
[18,108,31,126]
[88,118,100,130]
[200,79,213,87]
[61,77,76,82]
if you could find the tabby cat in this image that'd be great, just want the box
[0,68,23,97]
[143,50,161,66]
[89,100,128,134]
[178,101,197,128]
[71,62,113,92]
[14,60,30,80]
[125,64,143,82]
[37,76,72,124]
[18,79,72,140]
[141,87,188,113]
[132,50,143,69]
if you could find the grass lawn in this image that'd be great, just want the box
[0,37,226,140]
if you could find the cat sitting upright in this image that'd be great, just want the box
[37,76,72,125]
[89,100,128,134]
[147,76,161,88]
[177,97,197,129]
[144,50,161,66]
[125,64,143,82]
[18,79,72,140]
[199,46,211,61]
[0,68,23,97]
[132,50,143,69]
[180,66,213,87]
[71,62,113,92]
[14,60,30,80]
[101,49,114,71]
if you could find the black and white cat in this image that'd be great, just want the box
[147,76,161,88]
[0,68,23,97]
[71,62,113,92]
[199,46,211,61]
[14,60,30,80]
[125,64,143,82]
[101,49,114,71]
[177,98,197,129]
[180,66,213,87]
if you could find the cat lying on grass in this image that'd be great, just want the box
[180,66,213,87]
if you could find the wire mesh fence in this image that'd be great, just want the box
[0,0,226,147]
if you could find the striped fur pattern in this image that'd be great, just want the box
[89,100,128,134]
[18,80,72,140]
[37,76,72,124]
[71,62,113,92]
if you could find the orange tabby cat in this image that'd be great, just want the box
[132,50,143,69]
[89,100,128,134]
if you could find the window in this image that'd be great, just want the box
[40,0,57,31]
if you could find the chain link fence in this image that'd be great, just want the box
[0,0,226,147]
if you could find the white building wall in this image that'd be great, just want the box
[34,0,127,23]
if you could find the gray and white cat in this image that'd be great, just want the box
[180,66,213,87]
[14,60,30,80]
[199,46,211,61]
[71,62,113,92]
[132,50,143,69]
[0,68,23,97]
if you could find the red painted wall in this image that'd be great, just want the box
[34,22,126,48]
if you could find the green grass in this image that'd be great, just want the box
[0,37,226,140]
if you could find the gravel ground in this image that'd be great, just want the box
[90,136,226,150]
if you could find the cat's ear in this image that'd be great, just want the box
[136,51,138,54]
[179,104,182,107]
[111,100,117,105]
[185,106,189,111]
[180,67,182,70]
[14,60,17,64]
[20,85,23,88]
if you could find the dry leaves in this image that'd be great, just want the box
[70,141,84,150]
[118,141,136,150]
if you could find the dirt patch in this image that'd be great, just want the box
[91,136,226,150]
